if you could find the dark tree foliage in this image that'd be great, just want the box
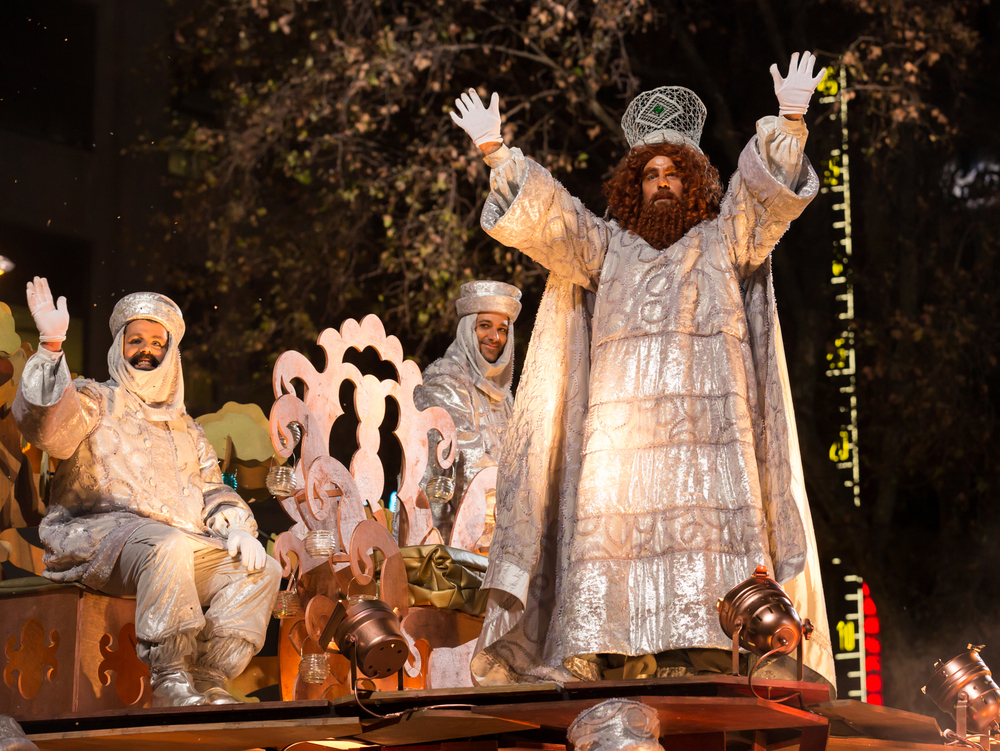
[157,0,999,712]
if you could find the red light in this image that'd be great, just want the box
[865,635,881,654]
[863,597,877,616]
[864,616,881,635]
[862,583,870,596]
[866,655,882,672]
[867,693,884,706]
[866,673,883,692]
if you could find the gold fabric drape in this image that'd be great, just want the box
[391,544,490,615]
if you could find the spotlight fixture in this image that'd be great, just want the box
[320,594,409,687]
[924,645,1000,744]
[717,565,813,680]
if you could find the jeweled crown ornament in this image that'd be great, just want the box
[620,86,707,153]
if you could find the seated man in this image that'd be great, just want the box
[13,278,281,707]
[415,281,521,548]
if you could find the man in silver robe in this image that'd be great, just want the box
[450,54,835,686]
[13,278,281,706]
[415,280,521,549]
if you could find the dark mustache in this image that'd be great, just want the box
[129,352,161,368]
[652,187,678,203]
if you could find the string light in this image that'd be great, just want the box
[819,65,861,509]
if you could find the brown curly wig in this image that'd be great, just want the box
[603,142,724,250]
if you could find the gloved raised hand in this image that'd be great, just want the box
[450,88,502,148]
[227,529,267,572]
[26,276,69,347]
[770,51,826,119]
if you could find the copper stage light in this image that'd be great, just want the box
[717,565,813,680]
[320,594,409,686]
[924,645,1000,743]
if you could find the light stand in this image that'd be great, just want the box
[924,646,1000,748]
[717,565,812,681]
[319,595,409,691]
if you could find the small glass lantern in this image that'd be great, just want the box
[425,475,455,503]
[304,529,338,559]
[298,652,329,684]
[272,589,303,619]
[266,466,297,497]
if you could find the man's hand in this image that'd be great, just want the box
[770,51,826,120]
[26,276,69,352]
[227,529,267,572]
[450,88,503,151]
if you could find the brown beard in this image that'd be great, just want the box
[631,191,690,250]
[603,143,723,251]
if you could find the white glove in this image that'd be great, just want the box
[26,276,69,344]
[227,529,267,572]
[449,88,502,147]
[770,51,826,118]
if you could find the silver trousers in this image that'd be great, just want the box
[102,522,281,679]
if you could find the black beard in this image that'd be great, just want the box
[631,195,690,250]
[129,352,160,370]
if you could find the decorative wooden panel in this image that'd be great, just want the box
[0,587,150,721]
[3,617,58,701]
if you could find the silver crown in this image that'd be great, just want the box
[620,86,707,153]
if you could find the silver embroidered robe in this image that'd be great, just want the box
[415,353,512,542]
[472,116,834,686]
[14,348,255,589]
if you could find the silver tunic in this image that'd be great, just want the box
[472,116,834,685]
[415,346,512,542]
[13,348,255,589]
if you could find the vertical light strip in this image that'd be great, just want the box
[840,574,868,702]
[819,65,861,508]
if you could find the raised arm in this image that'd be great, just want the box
[451,89,610,291]
[13,278,97,460]
[722,52,825,277]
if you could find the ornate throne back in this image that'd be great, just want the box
[268,315,489,697]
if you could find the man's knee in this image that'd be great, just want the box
[121,524,195,574]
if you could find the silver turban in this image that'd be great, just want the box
[107,291,186,419]
[110,291,185,342]
[454,280,522,322]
